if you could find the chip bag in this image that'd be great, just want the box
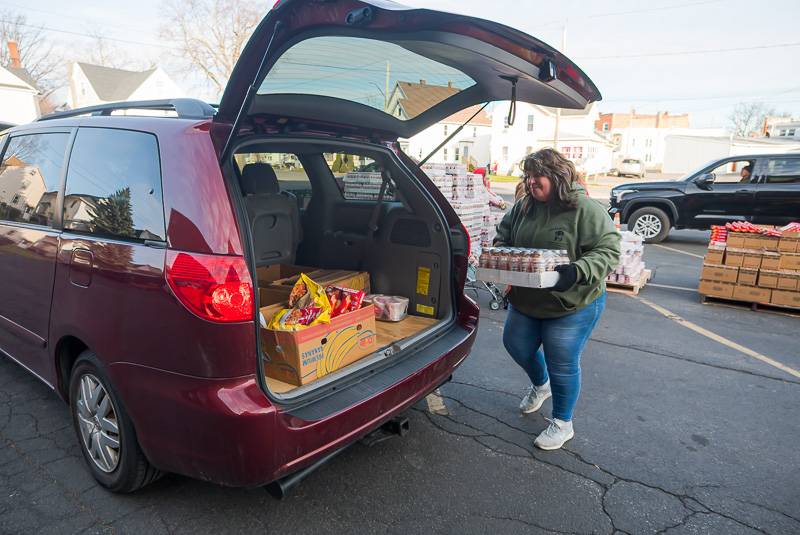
[268,274,331,331]
[326,286,365,318]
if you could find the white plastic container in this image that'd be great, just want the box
[476,267,560,289]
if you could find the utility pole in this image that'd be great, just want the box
[384,61,391,112]
[552,22,567,150]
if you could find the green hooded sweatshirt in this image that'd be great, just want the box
[494,185,621,319]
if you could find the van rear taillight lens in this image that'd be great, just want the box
[166,251,254,323]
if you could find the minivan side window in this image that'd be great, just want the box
[765,159,800,184]
[64,128,166,241]
[0,133,69,227]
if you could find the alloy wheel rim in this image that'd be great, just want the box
[632,214,662,239]
[76,374,121,473]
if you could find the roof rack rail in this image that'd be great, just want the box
[37,98,217,122]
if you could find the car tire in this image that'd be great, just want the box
[69,351,163,493]
[628,206,671,243]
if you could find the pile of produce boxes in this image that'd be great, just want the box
[699,222,800,309]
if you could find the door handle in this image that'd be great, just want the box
[735,189,751,194]
[69,248,94,287]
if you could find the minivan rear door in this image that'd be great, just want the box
[214,0,601,142]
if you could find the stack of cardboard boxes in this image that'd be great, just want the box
[699,228,800,309]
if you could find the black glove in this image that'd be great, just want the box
[552,263,579,292]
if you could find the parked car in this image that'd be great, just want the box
[618,158,646,178]
[0,0,600,493]
[609,154,800,243]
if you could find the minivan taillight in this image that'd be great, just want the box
[166,251,254,323]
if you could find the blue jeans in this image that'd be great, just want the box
[502,293,606,421]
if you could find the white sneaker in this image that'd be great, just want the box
[534,418,574,450]
[519,381,552,414]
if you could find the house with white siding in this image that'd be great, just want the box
[67,62,186,110]
[0,65,40,125]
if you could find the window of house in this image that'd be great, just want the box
[765,158,800,184]
[602,123,610,132]
[419,148,423,159]
[573,147,583,159]
[63,128,166,241]
[444,125,448,136]
[780,129,787,136]
[463,146,469,160]
[0,133,69,227]
[473,127,477,138]
[502,146,509,160]
[527,115,534,132]
[443,148,448,161]
[562,146,571,158]
[454,147,460,162]
[789,129,796,136]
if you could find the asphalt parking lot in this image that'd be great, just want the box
[2,229,799,535]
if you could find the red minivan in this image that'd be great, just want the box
[0,0,600,493]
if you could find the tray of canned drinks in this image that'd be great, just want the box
[476,247,569,289]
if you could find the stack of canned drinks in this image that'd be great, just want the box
[479,247,570,273]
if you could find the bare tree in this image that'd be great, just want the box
[728,102,774,137]
[0,10,62,93]
[83,30,153,71]
[160,0,264,96]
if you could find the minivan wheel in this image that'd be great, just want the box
[69,351,162,493]
[628,206,671,243]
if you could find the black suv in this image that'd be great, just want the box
[609,154,800,242]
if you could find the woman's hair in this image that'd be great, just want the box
[521,148,578,211]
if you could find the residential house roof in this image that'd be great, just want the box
[0,65,36,91]
[394,81,460,119]
[442,104,492,126]
[6,67,38,91]
[77,62,157,102]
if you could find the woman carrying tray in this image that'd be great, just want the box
[495,148,620,450]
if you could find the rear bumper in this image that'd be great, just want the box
[108,322,476,488]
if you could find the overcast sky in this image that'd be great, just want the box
[5,0,800,128]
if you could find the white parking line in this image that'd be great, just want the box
[647,283,698,293]
[651,243,705,259]
[632,295,800,380]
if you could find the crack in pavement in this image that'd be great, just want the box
[420,385,780,535]
[592,337,800,386]
[477,513,583,534]
[480,314,800,386]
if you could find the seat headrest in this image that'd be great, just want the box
[241,163,280,195]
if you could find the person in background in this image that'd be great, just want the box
[740,164,753,183]
[494,148,620,450]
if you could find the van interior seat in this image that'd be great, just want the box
[240,163,302,266]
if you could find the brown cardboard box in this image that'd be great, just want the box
[261,304,378,386]
[758,270,780,289]
[741,251,762,269]
[256,264,313,288]
[737,268,758,286]
[760,252,781,271]
[771,290,800,309]
[701,264,739,284]
[732,285,771,304]
[743,235,764,250]
[270,269,371,295]
[727,233,747,248]
[705,248,725,264]
[777,272,800,291]
[698,280,735,299]
[778,238,799,253]
[760,236,780,252]
[779,253,800,271]
[723,249,745,267]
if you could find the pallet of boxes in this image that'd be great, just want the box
[699,222,800,312]
[420,163,503,259]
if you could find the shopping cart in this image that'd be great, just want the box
[466,262,507,310]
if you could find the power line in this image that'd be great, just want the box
[577,41,800,60]
[0,1,153,34]
[0,17,174,50]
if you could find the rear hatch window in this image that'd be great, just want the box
[259,36,475,120]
